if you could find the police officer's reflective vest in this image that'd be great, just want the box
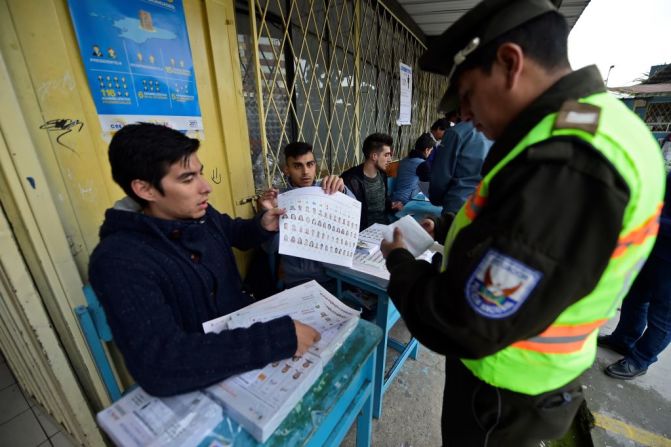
[443,92,665,395]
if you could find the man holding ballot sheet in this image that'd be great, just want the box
[380,0,664,445]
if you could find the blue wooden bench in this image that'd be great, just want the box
[75,285,122,402]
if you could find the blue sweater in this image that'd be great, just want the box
[392,152,430,204]
[88,198,297,396]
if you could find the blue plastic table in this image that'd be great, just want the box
[325,268,420,419]
[198,320,382,447]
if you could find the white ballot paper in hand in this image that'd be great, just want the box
[384,215,436,257]
[278,187,361,267]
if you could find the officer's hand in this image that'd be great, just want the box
[321,175,345,194]
[257,188,278,210]
[260,207,286,232]
[293,320,321,356]
[391,201,403,211]
[420,218,435,238]
[380,227,407,258]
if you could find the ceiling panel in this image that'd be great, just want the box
[394,0,591,36]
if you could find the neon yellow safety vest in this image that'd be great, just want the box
[443,92,665,395]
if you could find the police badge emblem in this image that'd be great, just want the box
[465,249,542,319]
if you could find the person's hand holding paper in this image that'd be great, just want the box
[380,215,435,258]
[380,227,406,257]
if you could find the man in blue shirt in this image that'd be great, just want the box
[429,120,493,214]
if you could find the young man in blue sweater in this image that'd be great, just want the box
[88,123,320,396]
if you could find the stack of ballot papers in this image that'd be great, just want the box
[203,281,360,442]
[329,218,443,288]
[97,282,360,445]
[96,388,223,447]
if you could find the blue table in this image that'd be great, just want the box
[198,320,382,447]
[325,269,420,419]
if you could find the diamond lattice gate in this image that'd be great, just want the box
[235,0,446,191]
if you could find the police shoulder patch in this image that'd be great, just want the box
[465,249,542,319]
[554,100,601,135]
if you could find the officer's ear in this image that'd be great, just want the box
[496,43,524,91]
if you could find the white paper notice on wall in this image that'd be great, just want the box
[397,62,412,125]
[278,187,361,267]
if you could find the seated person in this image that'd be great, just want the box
[88,123,320,397]
[257,142,352,291]
[391,133,434,204]
[341,133,403,230]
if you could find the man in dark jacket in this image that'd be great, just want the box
[380,0,664,445]
[424,118,450,166]
[341,132,402,230]
[89,123,320,396]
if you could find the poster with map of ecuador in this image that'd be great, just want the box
[68,0,202,131]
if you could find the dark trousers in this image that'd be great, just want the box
[610,253,671,369]
[442,357,583,447]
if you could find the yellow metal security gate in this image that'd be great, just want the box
[235,0,445,191]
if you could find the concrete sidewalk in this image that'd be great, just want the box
[585,313,671,447]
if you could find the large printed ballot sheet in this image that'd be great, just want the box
[278,187,361,267]
[202,281,360,443]
[96,388,222,447]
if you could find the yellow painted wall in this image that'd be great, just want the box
[0,0,259,428]
[2,0,257,282]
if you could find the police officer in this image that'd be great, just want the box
[380,0,665,445]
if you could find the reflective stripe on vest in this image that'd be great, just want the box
[444,92,665,395]
[612,204,662,258]
[511,319,608,354]
[464,184,486,220]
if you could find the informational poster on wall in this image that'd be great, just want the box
[67,0,203,132]
[397,62,413,125]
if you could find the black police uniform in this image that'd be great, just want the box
[383,0,631,445]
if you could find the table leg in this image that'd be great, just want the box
[410,341,420,360]
[355,350,375,447]
[372,292,389,419]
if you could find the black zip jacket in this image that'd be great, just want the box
[341,164,393,230]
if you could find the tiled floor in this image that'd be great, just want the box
[0,351,77,447]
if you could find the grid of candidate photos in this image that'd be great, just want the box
[280,197,358,258]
